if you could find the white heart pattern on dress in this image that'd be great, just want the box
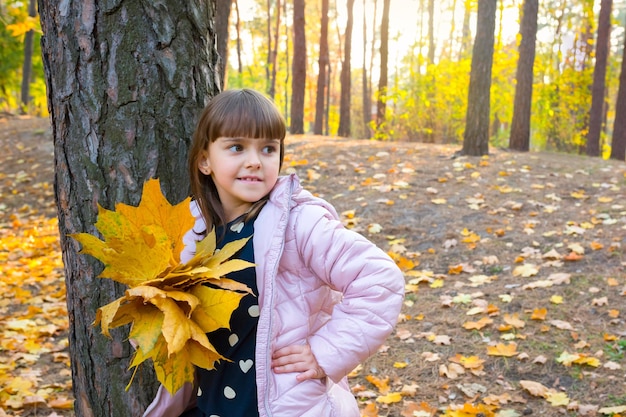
[228,333,239,347]
[230,221,244,233]
[239,359,254,373]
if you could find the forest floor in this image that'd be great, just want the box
[1,115,625,417]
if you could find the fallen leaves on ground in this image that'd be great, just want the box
[2,120,626,416]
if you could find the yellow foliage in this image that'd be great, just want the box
[72,178,254,395]
[6,16,41,38]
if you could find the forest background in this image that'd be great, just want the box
[2,0,626,157]
[1,0,626,416]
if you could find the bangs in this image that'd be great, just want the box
[208,90,286,141]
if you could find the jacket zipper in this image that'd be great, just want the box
[263,176,295,416]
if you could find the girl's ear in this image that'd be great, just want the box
[198,152,212,175]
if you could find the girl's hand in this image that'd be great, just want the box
[271,344,326,382]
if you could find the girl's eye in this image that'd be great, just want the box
[228,144,243,152]
[263,145,277,154]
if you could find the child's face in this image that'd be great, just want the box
[198,136,281,221]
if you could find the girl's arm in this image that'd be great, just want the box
[293,204,405,383]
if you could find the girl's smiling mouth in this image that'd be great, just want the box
[238,176,262,182]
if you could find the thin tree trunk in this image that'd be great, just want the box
[37,0,220,415]
[283,0,290,117]
[362,0,371,138]
[376,0,390,129]
[266,0,272,89]
[509,0,538,152]
[427,0,435,64]
[369,0,378,112]
[269,0,281,99]
[459,0,472,60]
[586,0,612,157]
[20,0,37,110]
[235,0,243,86]
[290,0,306,134]
[215,0,233,89]
[338,0,354,137]
[462,0,497,156]
[447,0,457,60]
[314,0,330,135]
[610,27,626,161]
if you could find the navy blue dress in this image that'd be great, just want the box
[183,214,259,417]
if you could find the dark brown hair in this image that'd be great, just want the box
[189,89,286,235]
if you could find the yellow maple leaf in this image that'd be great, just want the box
[462,317,493,330]
[503,313,525,329]
[376,392,403,404]
[366,375,390,394]
[486,342,518,357]
[546,391,570,406]
[72,178,255,395]
[531,308,547,320]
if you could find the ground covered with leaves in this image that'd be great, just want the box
[1,116,625,417]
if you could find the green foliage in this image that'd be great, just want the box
[381,54,471,143]
[533,66,593,153]
[604,339,626,362]
[0,6,24,110]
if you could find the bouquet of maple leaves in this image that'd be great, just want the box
[71,179,254,395]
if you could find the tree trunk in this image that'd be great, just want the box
[290,0,306,134]
[610,26,626,161]
[462,0,497,156]
[216,0,233,89]
[266,0,272,89]
[586,0,612,157]
[509,0,538,152]
[447,0,457,60]
[314,0,330,135]
[427,0,435,64]
[459,0,472,60]
[362,0,371,138]
[376,0,390,129]
[269,0,281,99]
[233,0,243,88]
[338,0,354,137]
[20,0,37,110]
[282,0,290,117]
[368,0,378,120]
[37,1,220,415]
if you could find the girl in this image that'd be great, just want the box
[143,89,405,417]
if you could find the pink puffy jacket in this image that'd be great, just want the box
[143,174,405,417]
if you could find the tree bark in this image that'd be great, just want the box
[37,0,220,415]
[586,0,612,157]
[338,0,354,137]
[509,0,538,152]
[376,0,390,129]
[462,0,497,156]
[314,0,329,135]
[290,0,306,134]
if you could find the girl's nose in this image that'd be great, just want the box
[246,151,261,168]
